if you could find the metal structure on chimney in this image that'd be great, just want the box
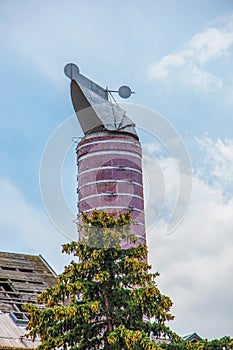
[64,63,146,248]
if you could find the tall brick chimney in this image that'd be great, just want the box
[64,63,146,248]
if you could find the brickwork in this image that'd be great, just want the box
[77,132,146,247]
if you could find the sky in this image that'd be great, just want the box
[1,0,233,340]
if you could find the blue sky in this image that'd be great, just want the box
[1,0,233,340]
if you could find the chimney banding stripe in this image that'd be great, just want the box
[77,139,141,150]
[78,150,141,161]
[79,193,144,202]
[78,166,143,176]
[78,180,143,191]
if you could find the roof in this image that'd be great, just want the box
[183,332,203,342]
[0,251,56,314]
[0,251,57,349]
[0,313,39,349]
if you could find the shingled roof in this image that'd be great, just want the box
[0,313,39,349]
[0,251,56,314]
[0,251,57,349]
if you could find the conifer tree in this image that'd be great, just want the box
[25,210,175,349]
[25,210,233,349]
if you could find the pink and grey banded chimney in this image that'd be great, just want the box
[64,63,146,248]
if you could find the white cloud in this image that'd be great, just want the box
[196,136,233,195]
[0,179,71,273]
[188,27,233,63]
[149,53,186,79]
[147,136,233,339]
[225,87,233,105]
[182,63,222,91]
[149,14,233,92]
